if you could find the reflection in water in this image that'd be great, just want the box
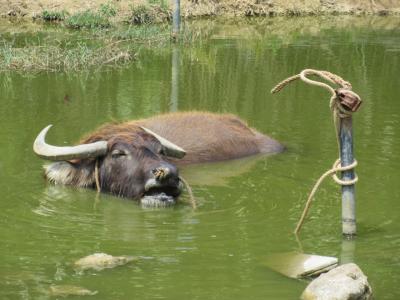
[181,153,270,186]
[340,238,356,264]
[170,46,180,112]
[1,17,400,299]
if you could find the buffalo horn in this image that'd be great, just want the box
[33,125,108,161]
[140,126,186,159]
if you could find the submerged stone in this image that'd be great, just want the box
[74,253,137,272]
[49,285,98,297]
[301,263,373,300]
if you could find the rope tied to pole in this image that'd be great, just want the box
[271,69,362,234]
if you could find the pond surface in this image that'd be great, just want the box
[1,16,400,299]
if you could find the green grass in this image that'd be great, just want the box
[99,2,117,17]
[64,2,118,29]
[65,10,111,29]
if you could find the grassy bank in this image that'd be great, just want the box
[1,0,399,21]
[0,1,177,73]
[0,19,209,73]
[0,0,399,73]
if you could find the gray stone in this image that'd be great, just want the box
[301,263,373,300]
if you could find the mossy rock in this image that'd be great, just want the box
[74,253,138,272]
[49,285,98,297]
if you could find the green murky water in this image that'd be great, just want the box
[1,17,400,299]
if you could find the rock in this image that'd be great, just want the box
[49,285,98,297]
[74,253,137,272]
[7,10,17,16]
[301,263,373,300]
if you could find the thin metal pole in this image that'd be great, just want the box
[339,116,356,236]
[170,46,179,112]
[172,0,180,40]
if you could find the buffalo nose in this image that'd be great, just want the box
[152,164,179,182]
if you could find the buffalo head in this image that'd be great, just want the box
[33,124,186,206]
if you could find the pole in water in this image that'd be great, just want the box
[271,70,362,235]
[339,116,356,236]
[172,0,181,41]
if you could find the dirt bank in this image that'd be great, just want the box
[1,0,399,21]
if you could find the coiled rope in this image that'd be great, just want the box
[271,69,361,234]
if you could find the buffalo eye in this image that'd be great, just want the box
[158,148,166,156]
[111,149,127,159]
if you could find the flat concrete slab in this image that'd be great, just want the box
[264,252,338,279]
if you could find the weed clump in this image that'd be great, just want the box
[0,40,134,73]
[128,3,171,25]
[109,25,170,44]
[99,3,117,17]
[65,10,111,29]
[65,2,117,29]
[41,10,68,21]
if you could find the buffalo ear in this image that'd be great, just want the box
[140,127,186,159]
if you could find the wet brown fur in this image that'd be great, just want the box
[80,111,284,165]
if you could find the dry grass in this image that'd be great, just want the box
[0,40,134,73]
[1,0,399,20]
[0,22,185,73]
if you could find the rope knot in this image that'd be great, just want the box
[333,88,362,118]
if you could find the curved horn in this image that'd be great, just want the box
[33,125,108,161]
[140,126,186,159]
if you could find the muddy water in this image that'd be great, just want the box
[1,17,399,299]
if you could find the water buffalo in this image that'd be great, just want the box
[33,112,283,205]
